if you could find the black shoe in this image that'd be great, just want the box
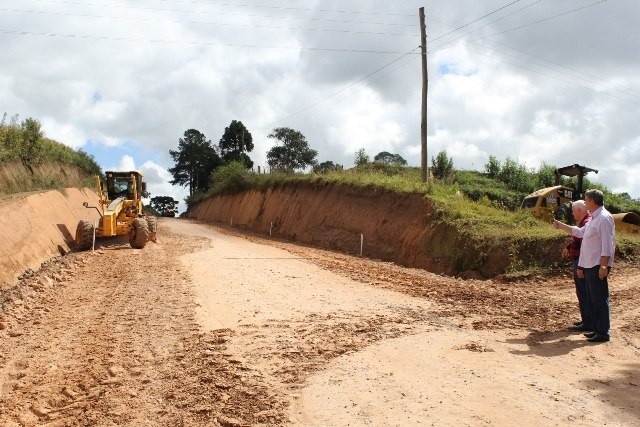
[584,332,596,338]
[573,320,583,326]
[569,324,592,332]
[587,334,610,343]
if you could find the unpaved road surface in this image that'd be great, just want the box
[1,218,639,426]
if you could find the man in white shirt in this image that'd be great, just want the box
[554,189,615,343]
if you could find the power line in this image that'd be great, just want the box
[484,0,608,38]
[0,28,420,54]
[269,46,421,126]
[428,34,640,107]
[428,0,522,44]
[20,0,418,28]
[0,7,419,38]
[426,0,546,49]
[474,38,640,102]
[146,0,416,18]
[425,0,640,104]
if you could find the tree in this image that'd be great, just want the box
[168,129,221,196]
[20,117,43,162]
[373,151,407,166]
[431,150,454,180]
[218,120,254,169]
[535,161,557,189]
[484,155,501,178]
[150,196,179,217]
[354,148,369,167]
[313,160,342,174]
[266,127,317,173]
[498,157,533,193]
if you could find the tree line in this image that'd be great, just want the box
[168,122,320,197]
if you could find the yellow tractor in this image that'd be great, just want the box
[75,171,157,250]
[522,164,640,234]
[522,164,597,224]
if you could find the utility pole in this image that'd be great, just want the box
[419,7,429,184]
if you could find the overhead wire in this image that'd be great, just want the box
[269,46,421,126]
[145,0,416,18]
[426,0,640,106]
[16,0,418,28]
[483,0,608,38]
[0,7,419,37]
[427,0,522,44]
[426,0,546,49]
[0,28,419,54]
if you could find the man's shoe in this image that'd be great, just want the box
[587,334,610,343]
[569,324,592,332]
[573,320,583,326]
[584,332,596,338]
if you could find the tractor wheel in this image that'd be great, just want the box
[555,202,573,225]
[146,216,158,242]
[75,220,94,251]
[129,218,150,249]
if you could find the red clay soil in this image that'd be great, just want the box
[186,182,565,279]
[0,188,100,288]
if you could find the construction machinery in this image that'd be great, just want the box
[522,164,597,224]
[75,171,157,250]
[522,164,640,234]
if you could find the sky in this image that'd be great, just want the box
[2,0,639,212]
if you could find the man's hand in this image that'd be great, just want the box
[577,268,585,279]
[599,266,608,280]
[561,248,569,259]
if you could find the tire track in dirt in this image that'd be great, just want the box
[2,219,639,426]
[0,222,291,426]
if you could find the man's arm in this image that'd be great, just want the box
[553,220,585,238]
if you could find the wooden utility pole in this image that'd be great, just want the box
[419,7,429,183]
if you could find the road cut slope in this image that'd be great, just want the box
[187,182,566,278]
[0,188,99,287]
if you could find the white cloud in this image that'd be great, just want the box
[2,0,639,201]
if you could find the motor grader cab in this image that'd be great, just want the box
[522,164,598,224]
[75,171,157,250]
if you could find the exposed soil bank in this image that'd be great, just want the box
[186,182,565,278]
[0,187,100,287]
[0,161,87,194]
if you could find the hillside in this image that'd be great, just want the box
[186,164,640,278]
[187,181,568,279]
[0,161,91,194]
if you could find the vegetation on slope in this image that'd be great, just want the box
[0,113,102,193]
[189,160,640,274]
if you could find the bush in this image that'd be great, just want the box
[209,161,253,194]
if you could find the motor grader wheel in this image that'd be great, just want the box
[145,216,158,242]
[75,220,94,251]
[129,217,150,249]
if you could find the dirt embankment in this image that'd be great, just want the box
[0,188,100,287]
[186,182,564,278]
[0,161,87,194]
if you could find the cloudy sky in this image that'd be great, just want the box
[2,0,639,211]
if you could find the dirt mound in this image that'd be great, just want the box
[186,182,565,278]
[0,187,100,288]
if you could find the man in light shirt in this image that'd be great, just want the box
[554,189,615,343]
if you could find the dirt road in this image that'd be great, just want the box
[1,219,639,426]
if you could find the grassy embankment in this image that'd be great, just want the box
[191,162,640,275]
[0,114,102,193]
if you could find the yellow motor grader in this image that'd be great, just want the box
[75,171,157,250]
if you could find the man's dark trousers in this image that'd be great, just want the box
[573,259,593,329]
[584,265,610,338]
